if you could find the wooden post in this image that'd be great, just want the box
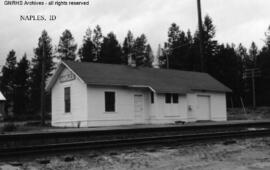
[251,70,256,108]
[230,96,234,109]
[166,52,169,69]
[240,96,247,115]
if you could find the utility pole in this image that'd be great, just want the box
[166,53,169,69]
[197,0,205,72]
[251,70,256,107]
[40,39,46,126]
[243,68,261,108]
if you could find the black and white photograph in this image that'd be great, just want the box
[1,0,270,169]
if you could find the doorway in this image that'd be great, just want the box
[197,95,211,120]
[134,94,144,123]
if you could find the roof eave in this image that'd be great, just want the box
[191,88,232,93]
[45,61,86,91]
[85,83,157,92]
[45,62,63,91]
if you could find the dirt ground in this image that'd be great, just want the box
[2,137,270,170]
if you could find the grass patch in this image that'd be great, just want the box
[227,107,270,120]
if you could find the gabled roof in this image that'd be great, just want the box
[46,60,232,93]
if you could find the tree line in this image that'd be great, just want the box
[1,15,270,119]
[159,15,270,107]
[0,25,154,118]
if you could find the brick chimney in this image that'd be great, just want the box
[128,54,136,67]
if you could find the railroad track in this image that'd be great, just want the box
[1,127,270,157]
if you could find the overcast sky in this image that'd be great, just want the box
[0,0,269,65]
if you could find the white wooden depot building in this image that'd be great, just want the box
[46,61,231,127]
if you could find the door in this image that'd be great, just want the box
[134,94,144,123]
[197,95,211,120]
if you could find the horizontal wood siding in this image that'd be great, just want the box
[86,86,150,126]
[51,68,87,127]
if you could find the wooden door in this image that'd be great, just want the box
[197,95,211,120]
[134,94,144,123]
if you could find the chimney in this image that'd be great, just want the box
[128,54,136,67]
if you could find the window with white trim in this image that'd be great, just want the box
[151,92,154,104]
[64,87,71,113]
[165,93,179,104]
[105,91,115,112]
[172,93,179,103]
[165,93,171,103]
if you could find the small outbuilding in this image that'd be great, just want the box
[46,61,231,127]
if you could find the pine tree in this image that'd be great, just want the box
[29,30,55,114]
[57,29,77,61]
[0,50,17,116]
[78,28,96,62]
[93,25,103,61]
[203,15,218,71]
[158,44,166,68]
[193,15,218,73]
[144,44,154,67]
[122,30,135,64]
[214,44,244,107]
[265,25,270,47]
[237,43,250,69]
[256,26,270,105]
[1,50,17,90]
[1,50,17,94]
[192,15,245,106]
[166,23,182,69]
[99,32,123,64]
[13,54,30,116]
[237,43,256,106]
[249,42,258,67]
[160,23,192,70]
[133,34,153,67]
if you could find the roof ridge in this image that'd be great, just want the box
[63,60,207,75]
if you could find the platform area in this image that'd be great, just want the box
[1,119,270,135]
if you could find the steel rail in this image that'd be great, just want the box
[1,128,270,157]
[1,120,270,141]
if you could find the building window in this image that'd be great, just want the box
[64,87,71,113]
[165,93,179,104]
[105,92,115,112]
[165,93,171,103]
[172,93,179,103]
[151,92,154,104]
